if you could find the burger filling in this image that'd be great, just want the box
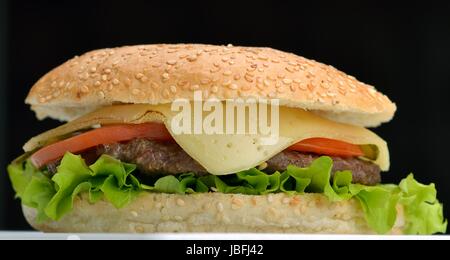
[7,123,446,235]
[45,138,381,186]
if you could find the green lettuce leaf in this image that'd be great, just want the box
[398,174,447,234]
[7,153,446,234]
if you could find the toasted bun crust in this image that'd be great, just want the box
[23,192,404,234]
[26,44,395,127]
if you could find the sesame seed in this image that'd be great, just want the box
[211,85,219,93]
[277,73,285,79]
[222,70,232,76]
[290,84,296,91]
[150,82,159,89]
[104,68,111,74]
[244,75,254,83]
[81,86,89,93]
[101,74,108,81]
[221,56,229,62]
[222,80,231,86]
[94,81,101,87]
[131,211,138,217]
[256,84,265,90]
[282,78,292,84]
[200,78,211,85]
[39,97,46,103]
[228,83,238,90]
[271,58,280,63]
[258,54,268,60]
[327,92,337,97]
[51,81,57,87]
[98,91,105,98]
[285,66,295,73]
[132,89,140,95]
[90,67,96,73]
[112,79,120,85]
[162,73,170,81]
[187,55,197,62]
[266,76,276,82]
[170,85,177,93]
[210,67,220,73]
[135,73,144,79]
[240,84,250,91]
[166,59,177,65]
[141,76,148,82]
[176,198,185,206]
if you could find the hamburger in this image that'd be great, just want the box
[7,44,446,234]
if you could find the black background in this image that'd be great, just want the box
[0,0,449,233]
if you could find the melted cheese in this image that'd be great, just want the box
[158,105,389,174]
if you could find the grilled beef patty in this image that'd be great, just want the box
[95,138,380,185]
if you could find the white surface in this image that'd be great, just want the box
[0,232,448,240]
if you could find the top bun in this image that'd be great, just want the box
[26,44,396,127]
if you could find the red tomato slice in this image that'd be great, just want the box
[288,138,364,157]
[30,123,172,168]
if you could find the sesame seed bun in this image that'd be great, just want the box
[26,44,395,127]
[22,192,404,234]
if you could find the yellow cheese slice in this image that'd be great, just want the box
[157,104,389,174]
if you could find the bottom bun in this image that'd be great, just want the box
[23,192,405,234]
